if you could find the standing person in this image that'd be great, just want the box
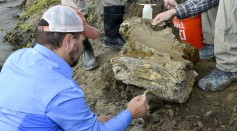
[103,0,126,47]
[62,0,100,70]
[62,0,126,70]
[0,5,149,130]
[64,0,126,48]
[152,0,237,92]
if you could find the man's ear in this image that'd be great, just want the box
[62,34,73,50]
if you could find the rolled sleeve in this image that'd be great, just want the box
[176,0,219,19]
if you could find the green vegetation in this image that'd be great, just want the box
[24,41,35,48]
[87,2,97,24]
[6,0,98,49]
[5,0,60,49]
[20,23,34,31]
[20,0,60,19]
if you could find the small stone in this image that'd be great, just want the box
[136,118,144,125]
[168,109,174,117]
[204,110,213,116]
[193,122,198,127]
[221,125,225,128]
[233,105,237,112]
[197,121,203,128]
[172,120,178,126]
[151,125,156,130]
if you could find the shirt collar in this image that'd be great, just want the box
[34,43,73,78]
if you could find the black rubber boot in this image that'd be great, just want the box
[103,6,125,47]
[83,38,98,70]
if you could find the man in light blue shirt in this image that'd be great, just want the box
[0,5,149,130]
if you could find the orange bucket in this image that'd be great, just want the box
[173,15,204,50]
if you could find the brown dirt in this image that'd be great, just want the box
[74,37,237,130]
[73,2,237,129]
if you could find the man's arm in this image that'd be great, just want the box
[46,87,148,130]
[176,0,219,19]
[152,0,219,25]
[164,0,178,9]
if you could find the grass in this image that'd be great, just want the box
[20,0,60,19]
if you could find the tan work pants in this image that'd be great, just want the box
[103,0,125,6]
[61,0,88,15]
[74,0,126,14]
[202,0,237,72]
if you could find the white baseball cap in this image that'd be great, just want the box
[38,5,100,39]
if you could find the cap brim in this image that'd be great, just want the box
[72,6,101,39]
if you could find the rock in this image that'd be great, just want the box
[221,125,225,128]
[128,118,145,131]
[197,121,203,128]
[193,122,198,127]
[204,110,213,116]
[172,120,178,126]
[110,17,197,103]
[167,109,174,117]
[233,105,237,112]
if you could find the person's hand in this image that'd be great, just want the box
[164,0,177,9]
[98,115,112,123]
[127,95,149,119]
[152,9,177,26]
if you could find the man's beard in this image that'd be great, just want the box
[69,51,80,67]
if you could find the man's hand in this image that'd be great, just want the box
[152,9,177,26]
[98,115,112,123]
[164,0,177,9]
[127,95,149,119]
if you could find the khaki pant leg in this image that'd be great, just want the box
[215,0,237,72]
[77,0,88,15]
[61,0,88,15]
[76,0,88,15]
[103,0,126,6]
[201,7,218,45]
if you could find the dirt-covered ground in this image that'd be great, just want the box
[2,0,237,130]
[74,37,237,131]
[74,1,237,130]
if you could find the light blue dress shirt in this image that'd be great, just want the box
[0,44,133,130]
